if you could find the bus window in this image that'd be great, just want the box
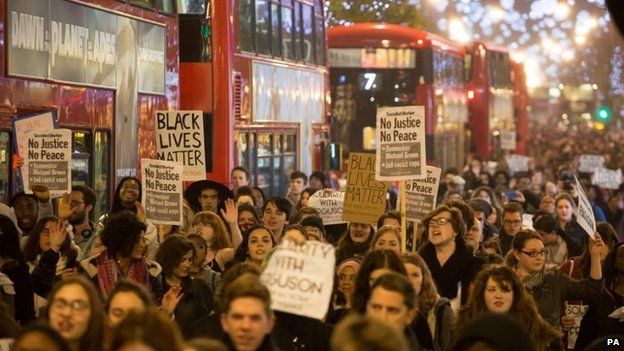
[177,0,206,14]
[0,132,11,204]
[294,2,303,61]
[72,131,92,187]
[93,131,111,220]
[281,1,294,60]
[271,1,281,57]
[314,9,325,65]
[256,0,271,55]
[238,0,255,52]
[302,4,314,64]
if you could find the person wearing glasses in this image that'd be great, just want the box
[419,205,485,311]
[66,185,98,253]
[44,276,105,351]
[505,229,604,329]
[498,202,524,256]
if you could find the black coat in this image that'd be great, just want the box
[156,276,214,336]
[272,311,333,351]
[1,259,34,324]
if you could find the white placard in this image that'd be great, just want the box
[578,154,605,173]
[14,112,55,188]
[404,166,441,222]
[574,176,596,239]
[506,154,529,173]
[141,158,184,225]
[24,129,71,197]
[375,106,426,180]
[155,111,206,181]
[592,168,622,190]
[500,130,517,150]
[307,189,346,225]
[261,240,335,320]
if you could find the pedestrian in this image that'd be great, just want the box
[498,202,524,255]
[554,193,586,257]
[184,180,233,215]
[66,185,98,253]
[335,222,375,263]
[261,197,292,243]
[285,171,308,207]
[191,211,236,273]
[232,226,276,268]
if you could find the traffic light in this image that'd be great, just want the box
[596,105,611,123]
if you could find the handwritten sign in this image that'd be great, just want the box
[506,154,529,173]
[592,168,622,190]
[574,175,596,239]
[24,129,71,197]
[564,302,588,349]
[261,240,335,320]
[375,106,426,180]
[141,159,183,225]
[404,166,441,222]
[500,130,516,150]
[155,111,206,181]
[578,154,605,173]
[342,153,387,225]
[307,189,346,225]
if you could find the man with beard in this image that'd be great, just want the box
[9,186,53,241]
[67,185,97,252]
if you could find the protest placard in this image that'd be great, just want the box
[307,189,346,225]
[404,166,441,223]
[500,130,517,150]
[342,153,387,224]
[506,154,529,173]
[592,168,622,189]
[375,106,426,180]
[24,129,71,197]
[578,154,605,173]
[574,175,596,239]
[564,302,589,350]
[261,240,335,320]
[155,111,206,181]
[141,158,183,225]
[14,112,55,188]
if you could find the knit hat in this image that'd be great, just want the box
[301,215,325,233]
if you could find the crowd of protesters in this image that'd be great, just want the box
[0,154,622,351]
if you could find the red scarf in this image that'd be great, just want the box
[97,250,149,298]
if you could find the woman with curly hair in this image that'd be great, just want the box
[191,211,235,273]
[402,253,454,351]
[455,265,561,351]
[80,211,162,297]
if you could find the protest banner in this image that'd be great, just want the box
[261,240,335,320]
[506,154,529,173]
[24,129,71,197]
[404,166,442,223]
[155,111,206,181]
[342,153,387,224]
[564,302,589,350]
[307,189,346,225]
[500,130,517,151]
[592,168,622,189]
[574,175,596,239]
[375,106,426,180]
[141,158,183,225]
[14,112,55,187]
[578,154,605,173]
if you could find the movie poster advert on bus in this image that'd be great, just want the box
[141,159,183,225]
[342,153,387,225]
[375,106,426,180]
[307,189,346,225]
[405,166,442,222]
[24,129,72,197]
[574,175,596,239]
[261,240,335,320]
[155,111,206,181]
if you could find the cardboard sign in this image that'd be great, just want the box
[578,154,605,173]
[342,153,387,225]
[141,159,183,225]
[14,112,56,188]
[24,129,71,197]
[404,166,441,222]
[564,302,589,349]
[574,175,596,239]
[261,240,335,320]
[155,111,206,181]
[592,168,622,190]
[307,189,346,225]
[375,106,426,180]
[506,154,529,173]
[500,130,517,151]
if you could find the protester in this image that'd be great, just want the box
[330,314,408,351]
[329,258,360,320]
[44,277,105,351]
[191,211,235,273]
[237,203,260,232]
[285,171,308,207]
[67,185,98,252]
[109,307,185,351]
[105,280,154,328]
[370,225,401,255]
[233,226,276,268]
[234,186,255,207]
[335,223,374,263]
[251,187,266,216]
[377,211,402,232]
[402,253,454,351]
[261,197,292,243]
[78,233,105,261]
[231,167,250,195]
[11,324,70,351]
[533,214,568,269]
[184,180,233,215]
[554,193,587,257]
[300,215,327,242]
[308,171,326,191]
[10,189,53,238]
[297,188,317,210]
[290,206,320,225]
[187,234,221,294]
[498,202,524,255]
[453,313,533,351]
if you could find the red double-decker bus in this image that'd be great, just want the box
[511,60,528,155]
[465,41,516,161]
[0,0,178,217]
[327,23,468,171]
[178,0,330,196]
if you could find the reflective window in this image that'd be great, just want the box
[176,0,206,14]
[271,2,281,57]
[281,6,294,60]
[72,131,92,187]
[302,4,314,64]
[238,0,254,52]
[256,0,271,55]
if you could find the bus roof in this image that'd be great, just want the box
[470,40,510,54]
[328,23,465,57]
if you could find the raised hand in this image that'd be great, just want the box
[161,285,183,316]
[49,220,68,252]
[135,201,147,223]
[220,198,238,225]
[31,184,50,203]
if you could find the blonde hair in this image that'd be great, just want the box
[371,225,402,249]
[192,211,232,250]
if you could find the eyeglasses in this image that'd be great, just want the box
[51,298,89,313]
[519,249,546,257]
[429,217,451,226]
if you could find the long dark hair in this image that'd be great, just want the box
[604,241,624,291]
[110,177,141,214]
[336,223,375,259]
[23,216,76,263]
[44,277,105,351]
[351,249,407,313]
[575,222,619,278]
[233,225,276,263]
